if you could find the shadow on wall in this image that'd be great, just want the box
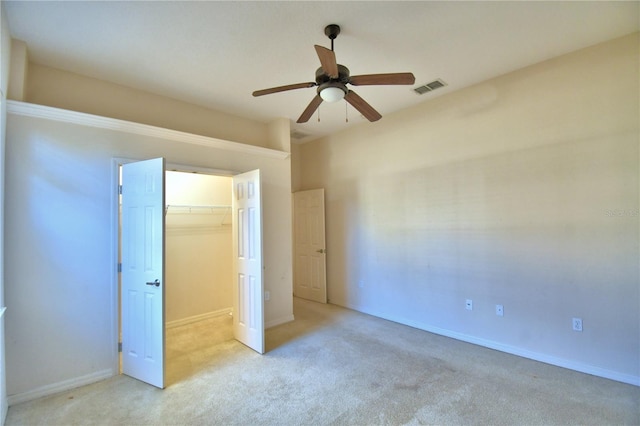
[6,132,113,395]
[323,131,638,371]
[324,178,361,306]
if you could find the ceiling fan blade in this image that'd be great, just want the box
[297,95,323,123]
[314,45,339,78]
[349,73,416,86]
[344,90,382,122]
[253,82,316,97]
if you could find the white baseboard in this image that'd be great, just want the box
[6,311,291,407]
[166,308,232,329]
[342,303,640,387]
[266,314,295,329]
[7,369,114,406]
[168,310,292,330]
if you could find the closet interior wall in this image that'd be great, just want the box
[165,171,233,325]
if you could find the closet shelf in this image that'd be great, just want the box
[166,204,231,214]
[165,204,232,227]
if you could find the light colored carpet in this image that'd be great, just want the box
[6,298,639,425]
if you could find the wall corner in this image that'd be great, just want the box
[7,39,27,101]
[266,118,291,153]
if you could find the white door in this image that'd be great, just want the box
[293,189,327,303]
[121,158,165,388]
[232,169,265,354]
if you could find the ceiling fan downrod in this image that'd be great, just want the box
[324,24,340,51]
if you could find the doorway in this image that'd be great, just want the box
[116,159,265,388]
[164,171,234,385]
[165,171,234,328]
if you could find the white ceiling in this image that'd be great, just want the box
[4,1,639,143]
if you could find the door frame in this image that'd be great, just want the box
[110,158,240,375]
[293,188,327,303]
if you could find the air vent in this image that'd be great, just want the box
[290,129,310,140]
[414,79,447,95]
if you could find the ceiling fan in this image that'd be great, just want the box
[252,24,416,123]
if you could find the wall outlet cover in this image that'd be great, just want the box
[572,317,583,332]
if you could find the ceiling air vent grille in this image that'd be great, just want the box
[290,130,310,140]
[414,79,447,95]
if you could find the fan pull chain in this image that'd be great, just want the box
[317,104,321,122]
[345,101,349,123]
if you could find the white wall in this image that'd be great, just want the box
[294,33,639,384]
[165,172,233,324]
[0,3,11,422]
[5,110,292,402]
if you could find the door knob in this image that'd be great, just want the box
[146,279,160,287]
[316,249,326,254]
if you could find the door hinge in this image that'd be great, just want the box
[117,263,122,273]
[118,342,122,353]
[118,185,123,195]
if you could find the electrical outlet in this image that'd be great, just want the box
[572,317,583,332]
[465,299,473,311]
[496,305,504,316]
[264,291,270,301]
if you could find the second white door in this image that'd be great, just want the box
[293,189,327,303]
[232,169,265,354]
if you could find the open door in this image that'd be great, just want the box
[121,158,165,388]
[293,189,327,303]
[232,169,265,354]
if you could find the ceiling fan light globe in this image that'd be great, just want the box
[320,86,345,103]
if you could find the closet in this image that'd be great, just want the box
[165,171,233,328]
[119,168,237,385]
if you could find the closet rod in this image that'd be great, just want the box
[166,204,230,209]
[165,204,232,216]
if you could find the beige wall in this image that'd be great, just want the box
[291,143,302,191]
[7,39,26,101]
[293,33,639,384]
[26,63,271,148]
[165,172,233,323]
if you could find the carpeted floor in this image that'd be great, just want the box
[5,297,640,425]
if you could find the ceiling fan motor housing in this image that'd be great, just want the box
[315,64,350,84]
[315,64,350,96]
